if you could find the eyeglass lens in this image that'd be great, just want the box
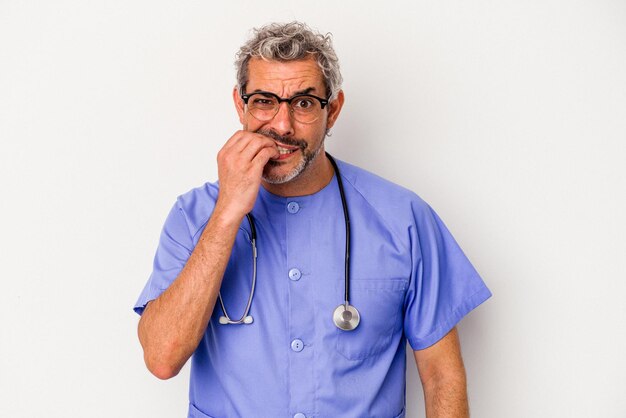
[247,93,323,123]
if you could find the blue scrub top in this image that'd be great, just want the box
[135,159,491,418]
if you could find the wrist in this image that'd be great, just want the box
[211,199,247,229]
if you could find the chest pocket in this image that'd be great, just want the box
[335,278,407,360]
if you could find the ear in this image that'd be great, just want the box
[233,86,245,125]
[326,90,345,130]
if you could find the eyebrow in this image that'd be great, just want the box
[250,87,316,96]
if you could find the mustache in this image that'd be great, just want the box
[255,130,307,150]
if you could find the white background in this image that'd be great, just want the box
[1,1,625,417]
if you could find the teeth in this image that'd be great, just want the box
[277,146,296,155]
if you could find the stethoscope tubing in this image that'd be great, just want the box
[326,153,351,306]
[218,213,257,325]
[218,153,359,330]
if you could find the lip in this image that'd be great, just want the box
[274,141,300,150]
[272,147,299,161]
[271,141,300,161]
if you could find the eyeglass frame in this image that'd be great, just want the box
[240,90,330,123]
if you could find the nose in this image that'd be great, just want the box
[267,101,295,137]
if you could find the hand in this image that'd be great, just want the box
[214,130,279,221]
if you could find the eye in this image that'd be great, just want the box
[292,97,316,110]
[249,94,277,108]
[252,98,273,105]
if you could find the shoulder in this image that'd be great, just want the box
[173,180,220,240]
[335,158,430,218]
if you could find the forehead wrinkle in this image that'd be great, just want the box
[250,87,316,97]
[246,59,325,97]
[252,75,321,97]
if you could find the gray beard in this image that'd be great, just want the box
[254,129,324,184]
[263,144,323,184]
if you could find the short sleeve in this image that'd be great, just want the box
[404,202,491,350]
[133,199,194,315]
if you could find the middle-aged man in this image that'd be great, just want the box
[135,22,491,418]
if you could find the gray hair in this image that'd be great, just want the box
[235,22,343,100]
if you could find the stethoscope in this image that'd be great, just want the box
[218,153,361,331]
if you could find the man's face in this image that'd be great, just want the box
[234,57,342,185]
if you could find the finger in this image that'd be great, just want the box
[219,132,266,168]
[238,136,278,163]
[221,131,276,166]
[251,146,280,169]
[221,130,249,152]
[225,133,276,160]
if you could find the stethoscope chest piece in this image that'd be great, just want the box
[333,303,360,331]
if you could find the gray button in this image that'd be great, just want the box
[287,201,300,214]
[288,268,302,281]
[293,414,306,418]
[291,339,304,352]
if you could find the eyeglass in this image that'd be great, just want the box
[241,91,329,124]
